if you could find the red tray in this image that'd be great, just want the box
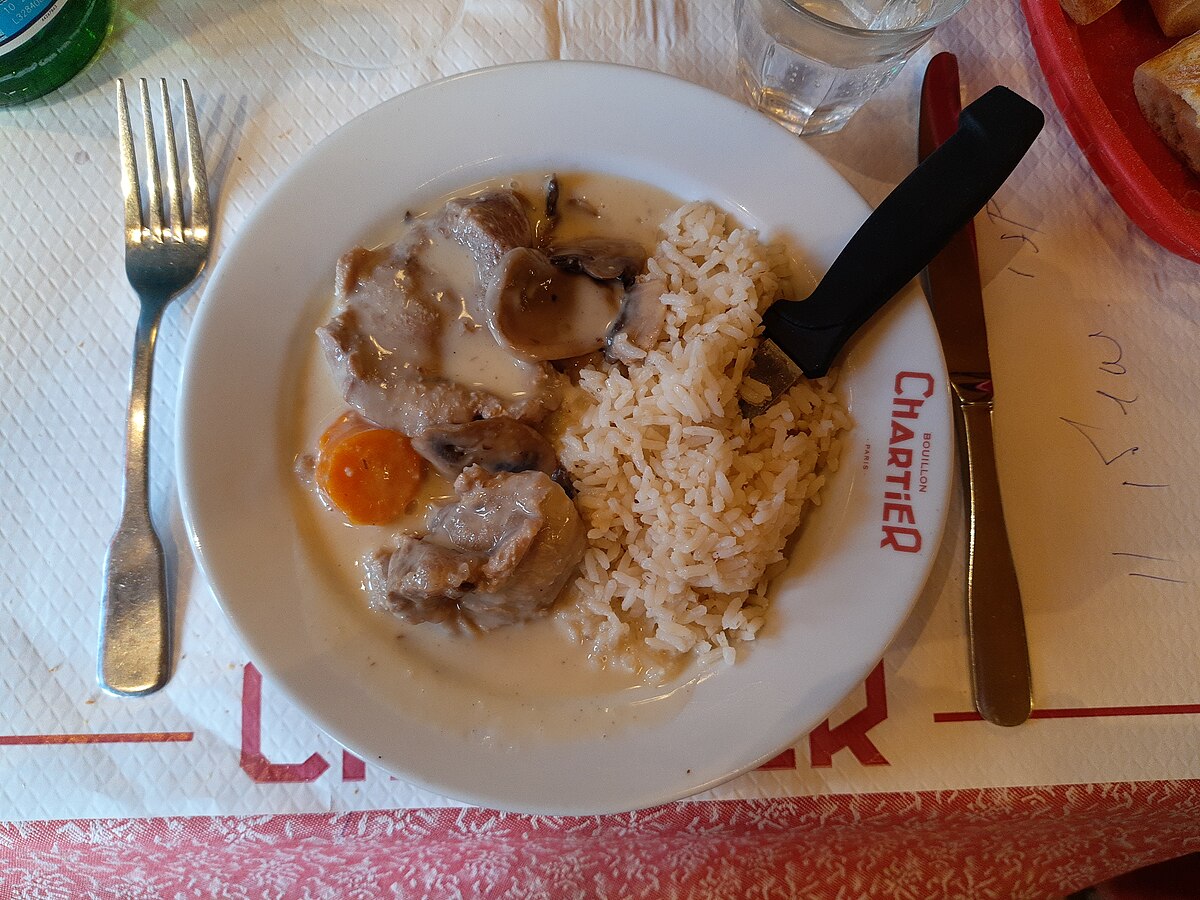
[1021,0,1200,263]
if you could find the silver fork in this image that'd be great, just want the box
[100,78,210,696]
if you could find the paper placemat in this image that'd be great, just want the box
[2,0,1198,820]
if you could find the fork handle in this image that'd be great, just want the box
[99,301,171,696]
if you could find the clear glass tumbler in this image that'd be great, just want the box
[734,0,969,135]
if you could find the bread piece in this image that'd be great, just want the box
[1134,34,1200,176]
[1059,0,1122,25]
[1149,0,1200,37]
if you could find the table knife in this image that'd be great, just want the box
[919,52,1034,727]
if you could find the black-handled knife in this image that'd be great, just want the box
[742,79,1044,416]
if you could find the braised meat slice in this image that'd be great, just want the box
[374,537,485,625]
[318,223,561,436]
[375,467,586,630]
[318,241,505,435]
[438,190,534,277]
[324,244,440,379]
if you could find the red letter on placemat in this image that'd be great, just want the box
[342,751,367,781]
[808,662,889,767]
[241,663,331,783]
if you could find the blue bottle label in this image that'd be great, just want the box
[0,0,67,53]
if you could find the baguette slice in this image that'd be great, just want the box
[1134,33,1200,176]
[1149,0,1200,37]
[1059,0,1122,24]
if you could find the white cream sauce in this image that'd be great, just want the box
[411,234,538,399]
[289,171,699,742]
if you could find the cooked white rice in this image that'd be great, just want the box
[555,202,849,676]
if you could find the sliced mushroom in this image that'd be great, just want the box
[483,247,623,361]
[548,236,648,287]
[544,174,559,219]
[535,174,560,248]
[605,277,669,363]
[411,417,558,480]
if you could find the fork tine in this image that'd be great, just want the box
[159,79,184,242]
[117,80,143,242]
[139,78,164,240]
[182,80,210,242]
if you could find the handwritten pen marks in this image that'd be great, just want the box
[985,199,1188,586]
[986,199,1041,279]
[1059,332,1188,586]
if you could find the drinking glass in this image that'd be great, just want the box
[734,0,970,135]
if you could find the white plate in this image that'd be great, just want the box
[178,61,952,815]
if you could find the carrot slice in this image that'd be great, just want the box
[315,413,424,525]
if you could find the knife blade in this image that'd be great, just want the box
[742,86,1046,419]
[919,52,1034,727]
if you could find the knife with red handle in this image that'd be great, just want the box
[920,52,1035,727]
